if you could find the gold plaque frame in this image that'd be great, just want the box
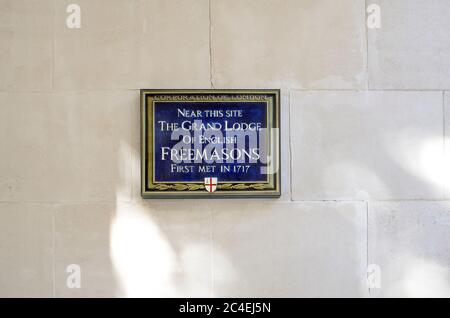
[140,89,281,198]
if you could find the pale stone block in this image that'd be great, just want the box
[279,90,290,200]
[135,202,212,297]
[54,32,140,90]
[291,91,444,200]
[55,203,118,297]
[0,91,134,202]
[368,0,450,89]
[55,0,140,34]
[368,201,450,297]
[212,201,368,297]
[0,203,53,297]
[134,0,211,88]
[54,0,210,89]
[0,0,53,32]
[0,31,52,90]
[55,202,212,297]
[211,0,366,89]
[446,92,450,199]
[130,93,141,201]
[53,0,140,90]
[0,0,53,90]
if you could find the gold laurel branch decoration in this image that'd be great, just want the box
[148,183,272,191]
[147,184,204,191]
[217,184,273,190]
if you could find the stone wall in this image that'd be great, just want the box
[0,0,449,297]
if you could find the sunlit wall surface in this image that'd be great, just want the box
[0,0,449,297]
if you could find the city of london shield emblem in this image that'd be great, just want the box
[204,177,218,193]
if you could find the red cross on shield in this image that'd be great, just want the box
[204,177,218,193]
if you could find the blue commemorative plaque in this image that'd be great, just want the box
[141,90,280,198]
